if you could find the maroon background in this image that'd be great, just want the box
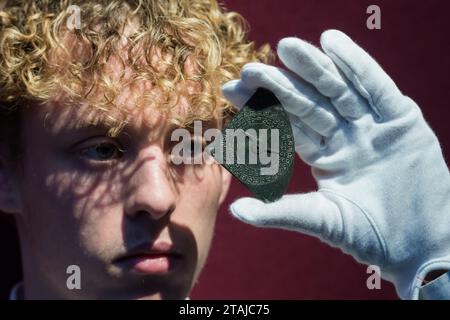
[1,0,450,300]
[190,0,450,299]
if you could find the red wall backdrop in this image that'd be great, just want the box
[190,0,450,299]
[1,0,449,300]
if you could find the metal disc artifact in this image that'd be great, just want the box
[209,88,295,203]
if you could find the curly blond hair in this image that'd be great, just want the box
[0,0,273,150]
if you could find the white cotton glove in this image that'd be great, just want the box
[221,30,450,300]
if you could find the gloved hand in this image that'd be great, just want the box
[221,30,450,300]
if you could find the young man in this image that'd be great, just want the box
[1,0,449,300]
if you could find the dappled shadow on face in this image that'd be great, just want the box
[24,101,217,299]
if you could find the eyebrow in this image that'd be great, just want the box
[57,106,221,142]
[59,120,113,135]
[60,110,126,136]
[178,119,220,131]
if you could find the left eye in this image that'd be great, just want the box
[79,142,123,161]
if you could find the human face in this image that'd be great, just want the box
[10,91,231,299]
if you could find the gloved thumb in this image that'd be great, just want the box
[229,192,343,243]
[221,79,254,110]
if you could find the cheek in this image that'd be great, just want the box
[175,165,221,220]
[172,165,223,257]
[20,158,125,261]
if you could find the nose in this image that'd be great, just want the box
[124,146,177,220]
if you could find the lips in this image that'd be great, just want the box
[113,241,183,275]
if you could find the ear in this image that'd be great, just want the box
[217,166,232,206]
[0,155,22,215]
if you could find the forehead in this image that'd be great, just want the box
[40,51,212,137]
[26,88,197,139]
[24,80,220,146]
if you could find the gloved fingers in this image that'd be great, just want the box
[221,79,254,110]
[320,30,409,121]
[277,37,371,120]
[229,192,343,244]
[239,62,340,138]
[289,115,325,162]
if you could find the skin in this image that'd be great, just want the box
[0,66,232,300]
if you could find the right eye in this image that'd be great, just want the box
[76,138,125,163]
[80,142,123,161]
